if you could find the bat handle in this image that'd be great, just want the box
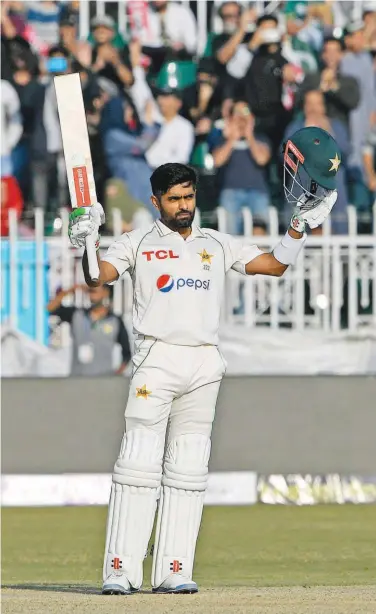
[85,235,100,282]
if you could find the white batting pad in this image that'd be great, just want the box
[103,428,162,589]
[151,434,211,588]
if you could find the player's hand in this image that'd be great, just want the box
[290,190,338,231]
[68,202,105,249]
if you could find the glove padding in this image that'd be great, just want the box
[68,202,105,249]
[290,190,338,232]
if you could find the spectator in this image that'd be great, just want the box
[244,14,292,152]
[342,20,375,209]
[131,0,197,75]
[1,78,22,177]
[145,89,195,169]
[209,99,271,234]
[47,284,131,376]
[297,37,360,128]
[284,89,350,234]
[363,7,376,49]
[59,13,91,67]
[30,45,70,232]
[90,15,133,94]
[102,94,159,211]
[281,3,319,73]
[127,38,161,125]
[1,2,39,78]
[283,1,325,56]
[209,2,256,93]
[363,114,376,203]
[182,57,222,124]
[11,64,45,202]
[25,0,61,47]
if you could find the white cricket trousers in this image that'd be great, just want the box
[103,338,226,589]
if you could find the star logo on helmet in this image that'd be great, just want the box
[329,153,341,173]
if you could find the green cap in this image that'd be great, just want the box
[288,127,341,190]
[156,61,197,92]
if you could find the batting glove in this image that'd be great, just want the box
[68,202,105,249]
[290,190,338,232]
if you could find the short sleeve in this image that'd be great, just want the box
[219,233,263,276]
[102,234,134,278]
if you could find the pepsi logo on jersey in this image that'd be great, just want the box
[156,275,210,293]
[142,250,179,261]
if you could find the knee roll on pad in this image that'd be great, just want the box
[162,433,211,490]
[104,429,163,589]
[113,428,163,488]
[152,434,211,588]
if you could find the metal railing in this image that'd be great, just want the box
[1,206,375,347]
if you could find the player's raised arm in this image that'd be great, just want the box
[246,127,340,277]
[68,202,130,287]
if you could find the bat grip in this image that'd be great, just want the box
[85,235,100,282]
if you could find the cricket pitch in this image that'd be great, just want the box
[2,505,376,613]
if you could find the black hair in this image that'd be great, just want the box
[323,36,345,51]
[218,1,243,19]
[256,14,278,27]
[150,163,198,199]
[48,45,70,58]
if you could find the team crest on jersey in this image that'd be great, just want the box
[136,384,151,399]
[198,249,214,271]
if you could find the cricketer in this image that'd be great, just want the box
[68,126,340,595]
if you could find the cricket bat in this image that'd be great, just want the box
[54,72,100,282]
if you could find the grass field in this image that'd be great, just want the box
[2,505,376,613]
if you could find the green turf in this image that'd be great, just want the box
[2,505,375,588]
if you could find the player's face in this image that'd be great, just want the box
[152,182,196,230]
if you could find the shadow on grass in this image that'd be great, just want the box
[2,584,154,595]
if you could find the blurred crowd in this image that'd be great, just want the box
[1,0,376,237]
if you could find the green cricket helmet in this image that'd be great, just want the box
[283,127,341,208]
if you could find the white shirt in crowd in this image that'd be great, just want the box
[137,2,197,54]
[0,80,22,159]
[145,114,194,168]
[102,219,262,346]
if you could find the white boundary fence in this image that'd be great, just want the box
[2,206,375,347]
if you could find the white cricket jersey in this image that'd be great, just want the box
[102,220,262,346]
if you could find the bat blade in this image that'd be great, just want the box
[54,72,97,208]
[54,72,99,281]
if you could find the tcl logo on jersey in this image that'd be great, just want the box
[156,275,210,293]
[142,250,179,261]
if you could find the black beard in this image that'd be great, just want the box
[160,210,195,231]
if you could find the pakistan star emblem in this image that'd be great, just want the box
[136,384,151,400]
[329,153,341,173]
[198,249,214,265]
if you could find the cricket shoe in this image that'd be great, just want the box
[152,573,198,594]
[102,573,138,595]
